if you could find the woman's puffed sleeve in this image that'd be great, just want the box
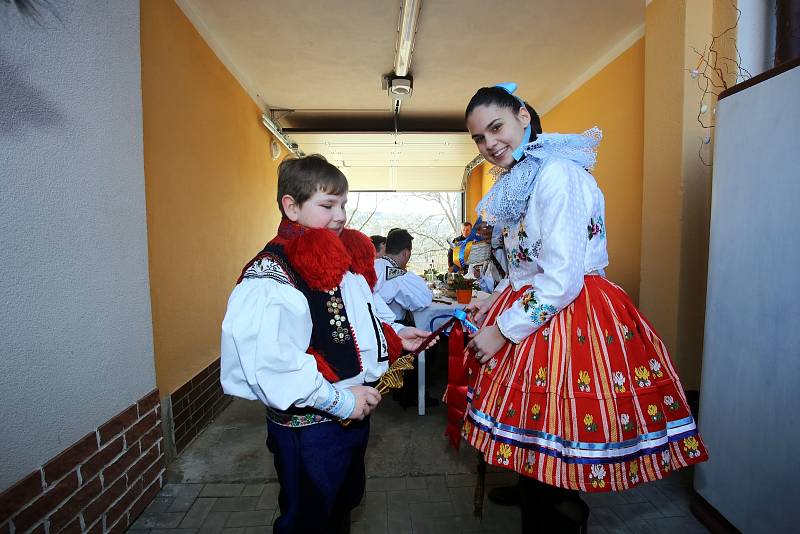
[496,159,588,343]
[220,274,326,411]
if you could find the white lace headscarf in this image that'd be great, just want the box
[476,127,602,225]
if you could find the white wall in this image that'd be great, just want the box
[737,0,776,79]
[696,65,800,532]
[0,1,156,489]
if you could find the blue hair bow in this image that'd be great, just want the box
[495,82,518,95]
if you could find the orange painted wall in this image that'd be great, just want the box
[140,0,283,396]
[464,162,492,223]
[542,39,645,302]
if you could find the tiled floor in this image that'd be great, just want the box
[127,469,708,533]
[128,346,709,533]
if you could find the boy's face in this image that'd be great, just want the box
[283,189,348,235]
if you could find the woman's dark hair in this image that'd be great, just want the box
[465,86,542,136]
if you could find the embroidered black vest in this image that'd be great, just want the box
[253,243,363,382]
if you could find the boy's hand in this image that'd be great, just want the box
[398,327,437,352]
[347,385,381,420]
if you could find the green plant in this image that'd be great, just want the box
[448,273,477,291]
[424,265,446,284]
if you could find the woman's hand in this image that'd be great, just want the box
[464,292,499,326]
[398,327,437,352]
[466,324,508,364]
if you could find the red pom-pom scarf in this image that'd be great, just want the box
[284,227,351,292]
[339,228,378,290]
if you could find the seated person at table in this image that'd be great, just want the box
[373,229,432,324]
[370,234,386,257]
[374,229,437,408]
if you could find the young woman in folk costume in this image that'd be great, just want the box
[458,84,708,532]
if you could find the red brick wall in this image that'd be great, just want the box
[0,390,165,533]
[171,358,228,454]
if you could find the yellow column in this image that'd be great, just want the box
[464,162,493,223]
[641,0,727,389]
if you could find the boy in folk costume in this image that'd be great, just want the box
[454,85,708,533]
[220,156,432,534]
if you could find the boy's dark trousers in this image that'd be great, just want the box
[267,417,370,534]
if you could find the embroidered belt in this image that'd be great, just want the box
[265,380,379,427]
[266,406,333,427]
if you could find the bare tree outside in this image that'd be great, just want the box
[346,191,464,274]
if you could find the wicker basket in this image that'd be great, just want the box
[453,240,491,268]
[467,241,492,264]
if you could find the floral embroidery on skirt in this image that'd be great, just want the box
[462,276,708,492]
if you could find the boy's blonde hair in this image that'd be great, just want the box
[277,155,348,215]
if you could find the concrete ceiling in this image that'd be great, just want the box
[177,0,644,132]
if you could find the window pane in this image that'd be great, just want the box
[347,191,467,274]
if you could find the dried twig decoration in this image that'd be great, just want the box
[688,0,752,166]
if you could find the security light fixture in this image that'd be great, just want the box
[388,76,413,99]
[385,0,421,104]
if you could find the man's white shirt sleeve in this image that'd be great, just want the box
[373,257,433,319]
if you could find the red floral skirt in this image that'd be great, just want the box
[461,275,708,492]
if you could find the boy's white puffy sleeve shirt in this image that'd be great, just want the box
[373,257,433,321]
[495,157,609,343]
[220,258,391,411]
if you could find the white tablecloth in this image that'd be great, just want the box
[412,302,460,332]
[411,291,491,331]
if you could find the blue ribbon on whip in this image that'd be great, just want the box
[453,308,479,334]
[428,308,480,334]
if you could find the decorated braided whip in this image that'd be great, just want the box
[341,309,478,426]
[340,318,452,427]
